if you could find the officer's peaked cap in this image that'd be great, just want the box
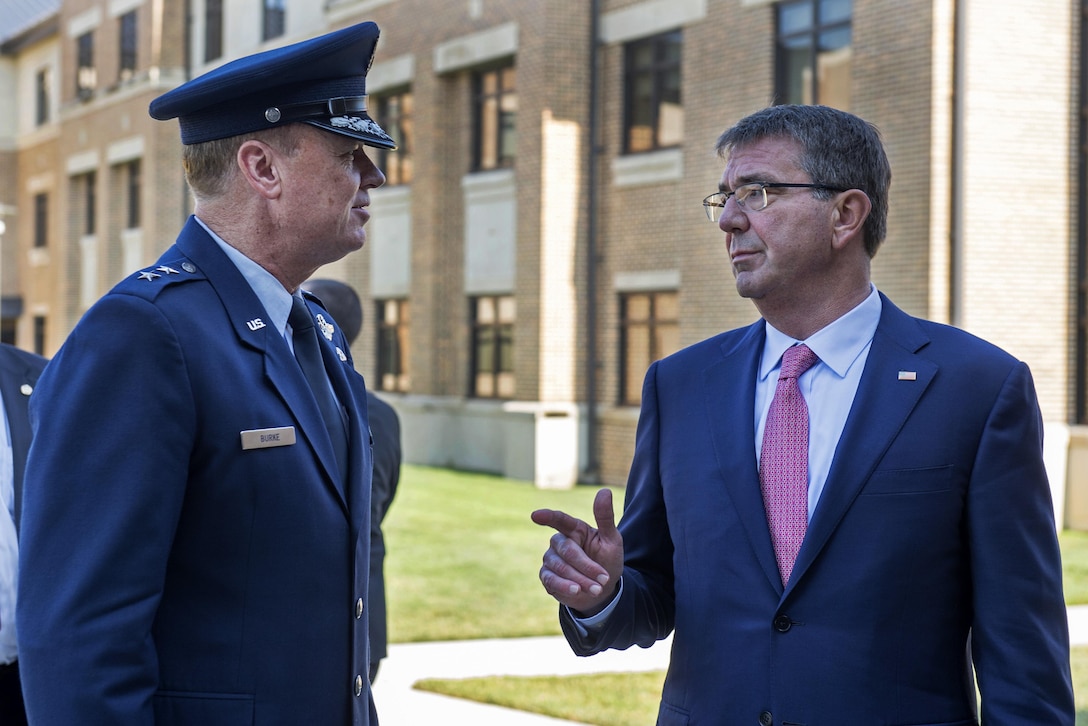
[149,21,396,150]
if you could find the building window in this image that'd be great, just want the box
[775,0,853,109]
[125,160,141,229]
[205,0,223,62]
[118,11,137,82]
[471,295,515,398]
[33,316,46,356]
[76,31,96,99]
[33,193,48,248]
[623,30,683,154]
[262,0,285,42]
[35,67,51,125]
[473,62,516,171]
[77,172,97,236]
[376,298,410,392]
[619,291,680,405]
[373,89,413,186]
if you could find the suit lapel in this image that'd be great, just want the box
[317,332,370,542]
[787,296,935,591]
[702,322,785,592]
[174,220,349,514]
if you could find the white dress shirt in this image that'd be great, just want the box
[757,286,881,519]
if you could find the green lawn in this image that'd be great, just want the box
[384,465,617,642]
[384,466,1088,724]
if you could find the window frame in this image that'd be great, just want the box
[35,67,51,126]
[118,10,137,82]
[376,298,411,393]
[204,0,223,63]
[81,171,97,236]
[262,0,285,42]
[774,0,853,107]
[618,290,680,406]
[33,193,48,248]
[33,316,46,356]
[470,294,515,399]
[372,88,413,186]
[622,29,683,154]
[472,61,517,172]
[125,159,141,230]
[76,31,96,100]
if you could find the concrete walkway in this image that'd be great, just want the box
[371,607,1088,725]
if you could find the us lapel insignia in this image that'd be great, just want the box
[897,371,917,381]
[316,314,335,341]
[246,318,266,331]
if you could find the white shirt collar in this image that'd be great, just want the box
[760,285,882,381]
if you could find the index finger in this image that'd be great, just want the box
[530,508,587,538]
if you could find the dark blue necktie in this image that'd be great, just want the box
[289,296,348,483]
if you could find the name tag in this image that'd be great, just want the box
[240,426,297,450]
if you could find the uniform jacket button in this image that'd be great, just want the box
[773,614,792,632]
[355,597,364,619]
[759,710,773,726]
[354,674,363,696]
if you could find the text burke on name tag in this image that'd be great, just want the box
[240,426,297,450]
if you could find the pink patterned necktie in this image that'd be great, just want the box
[760,343,819,585]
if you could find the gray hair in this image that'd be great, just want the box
[715,105,891,257]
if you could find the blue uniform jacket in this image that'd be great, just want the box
[18,217,377,725]
[562,294,1073,725]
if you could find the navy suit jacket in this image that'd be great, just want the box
[562,294,1073,725]
[18,218,377,725]
[0,343,47,529]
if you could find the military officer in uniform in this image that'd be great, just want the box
[17,21,394,726]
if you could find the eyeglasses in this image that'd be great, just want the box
[702,182,847,220]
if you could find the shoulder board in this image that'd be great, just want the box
[113,258,206,299]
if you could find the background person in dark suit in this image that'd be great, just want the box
[18,22,395,726]
[0,343,47,726]
[304,278,402,683]
[532,104,1073,724]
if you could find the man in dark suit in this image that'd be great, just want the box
[18,22,395,726]
[0,343,46,726]
[303,278,402,683]
[533,105,1074,723]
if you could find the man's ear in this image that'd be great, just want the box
[237,140,282,200]
[829,189,872,250]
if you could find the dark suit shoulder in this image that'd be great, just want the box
[655,320,763,371]
[366,393,401,440]
[0,342,48,372]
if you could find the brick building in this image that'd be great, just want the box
[1,0,1085,521]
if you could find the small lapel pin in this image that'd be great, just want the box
[898,371,917,381]
[20,384,32,396]
[182,262,197,273]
